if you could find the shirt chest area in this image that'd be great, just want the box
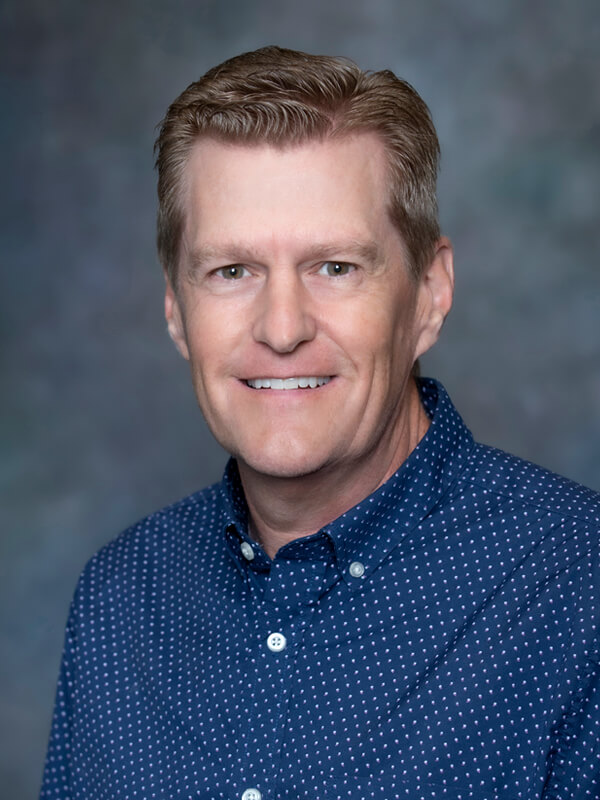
[99,538,569,799]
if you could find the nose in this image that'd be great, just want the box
[252,270,317,353]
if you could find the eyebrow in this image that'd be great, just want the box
[304,240,381,264]
[186,239,381,272]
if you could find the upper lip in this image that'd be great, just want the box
[243,374,332,379]
[239,370,335,379]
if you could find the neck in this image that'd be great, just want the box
[238,380,430,558]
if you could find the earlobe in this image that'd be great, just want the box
[414,237,454,360]
[164,280,190,361]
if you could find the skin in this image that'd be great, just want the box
[165,134,454,557]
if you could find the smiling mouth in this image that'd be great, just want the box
[245,377,332,390]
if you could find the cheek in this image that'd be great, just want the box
[185,312,248,400]
[352,305,416,364]
[185,304,228,360]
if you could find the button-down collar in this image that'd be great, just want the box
[221,379,475,590]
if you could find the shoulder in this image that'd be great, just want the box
[462,442,600,525]
[73,482,224,603]
[444,444,600,626]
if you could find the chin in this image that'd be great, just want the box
[212,422,335,480]
[236,445,332,481]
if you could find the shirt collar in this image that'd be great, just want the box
[218,379,475,582]
[326,378,475,586]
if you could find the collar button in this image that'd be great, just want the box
[349,560,365,578]
[240,541,255,561]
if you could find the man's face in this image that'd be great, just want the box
[166,134,451,482]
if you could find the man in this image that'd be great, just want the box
[41,46,600,799]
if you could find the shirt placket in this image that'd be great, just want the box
[234,556,329,800]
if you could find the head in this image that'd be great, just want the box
[155,45,441,288]
[157,48,453,492]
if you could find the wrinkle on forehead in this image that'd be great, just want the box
[179,135,409,283]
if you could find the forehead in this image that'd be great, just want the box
[180,133,397,257]
[185,130,388,175]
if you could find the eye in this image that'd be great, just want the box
[319,261,355,277]
[216,264,249,280]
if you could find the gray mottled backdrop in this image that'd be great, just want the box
[2,0,599,796]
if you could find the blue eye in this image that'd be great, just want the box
[319,261,355,277]
[218,265,248,280]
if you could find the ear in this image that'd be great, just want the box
[413,237,454,361]
[164,279,190,361]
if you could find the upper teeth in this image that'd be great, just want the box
[246,377,331,390]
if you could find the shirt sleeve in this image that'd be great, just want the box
[543,637,600,799]
[39,602,78,799]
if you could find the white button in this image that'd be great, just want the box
[349,560,365,578]
[240,541,255,561]
[267,632,287,652]
[241,789,262,800]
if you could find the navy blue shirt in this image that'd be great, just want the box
[41,380,600,799]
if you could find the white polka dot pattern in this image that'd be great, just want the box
[40,380,600,799]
